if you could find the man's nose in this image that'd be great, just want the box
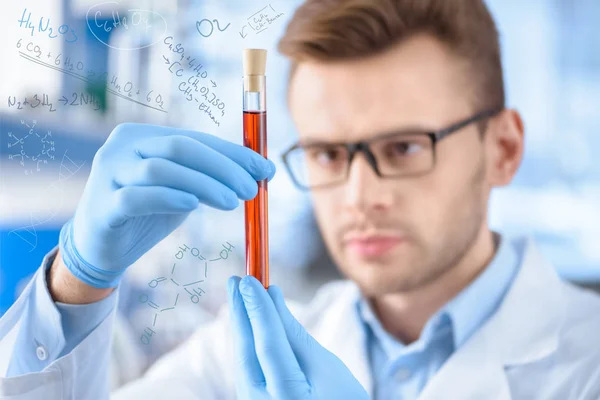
[343,154,394,212]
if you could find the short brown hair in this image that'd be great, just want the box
[278,0,505,111]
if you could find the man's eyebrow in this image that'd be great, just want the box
[297,137,341,146]
[372,126,435,139]
[298,126,436,146]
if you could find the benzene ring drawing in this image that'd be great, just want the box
[7,120,56,175]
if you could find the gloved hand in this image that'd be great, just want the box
[59,123,275,289]
[227,275,370,400]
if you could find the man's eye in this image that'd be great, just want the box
[387,141,423,156]
[309,148,343,164]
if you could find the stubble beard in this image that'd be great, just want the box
[347,162,487,296]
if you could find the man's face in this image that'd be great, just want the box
[288,35,493,296]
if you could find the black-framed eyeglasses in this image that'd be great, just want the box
[281,107,503,191]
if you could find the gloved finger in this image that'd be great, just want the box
[136,130,275,181]
[106,186,199,226]
[176,131,277,182]
[238,276,309,399]
[115,156,254,203]
[270,285,370,399]
[227,276,268,395]
[268,285,324,375]
[136,136,263,199]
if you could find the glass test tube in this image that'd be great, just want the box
[243,49,269,289]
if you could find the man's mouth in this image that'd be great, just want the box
[344,234,405,258]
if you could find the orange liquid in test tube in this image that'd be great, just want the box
[243,49,269,289]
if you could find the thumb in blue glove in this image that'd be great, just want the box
[227,275,370,400]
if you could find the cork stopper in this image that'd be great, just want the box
[243,49,267,76]
[243,49,267,92]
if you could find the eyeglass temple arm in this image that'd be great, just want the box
[435,107,503,141]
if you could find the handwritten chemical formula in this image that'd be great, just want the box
[196,18,230,38]
[8,92,102,112]
[239,4,285,39]
[92,9,152,34]
[162,36,226,127]
[18,8,78,43]
[86,2,168,50]
[108,76,164,108]
[139,242,234,345]
[16,39,167,113]
[6,120,55,175]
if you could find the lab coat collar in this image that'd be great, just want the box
[487,237,564,366]
[317,238,565,399]
[425,237,565,367]
[419,238,565,399]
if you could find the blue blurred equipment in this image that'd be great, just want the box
[59,123,276,289]
[227,275,370,400]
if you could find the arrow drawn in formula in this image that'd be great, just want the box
[239,25,248,39]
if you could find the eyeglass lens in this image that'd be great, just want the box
[286,133,434,188]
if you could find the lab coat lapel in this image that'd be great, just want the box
[418,323,513,400]
[314,283,373,395]
[419,239,565,400]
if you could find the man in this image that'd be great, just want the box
[1,0,600,399]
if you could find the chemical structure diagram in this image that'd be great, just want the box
[139,241,235,345]
[7,119,56,175]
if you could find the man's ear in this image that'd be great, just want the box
[485,108,524,187]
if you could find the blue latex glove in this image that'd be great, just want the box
[227,275,370,400]
[59,123,275,288]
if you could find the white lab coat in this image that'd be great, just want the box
[1,238,600,399]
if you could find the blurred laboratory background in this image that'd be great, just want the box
[1,0,599,389]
